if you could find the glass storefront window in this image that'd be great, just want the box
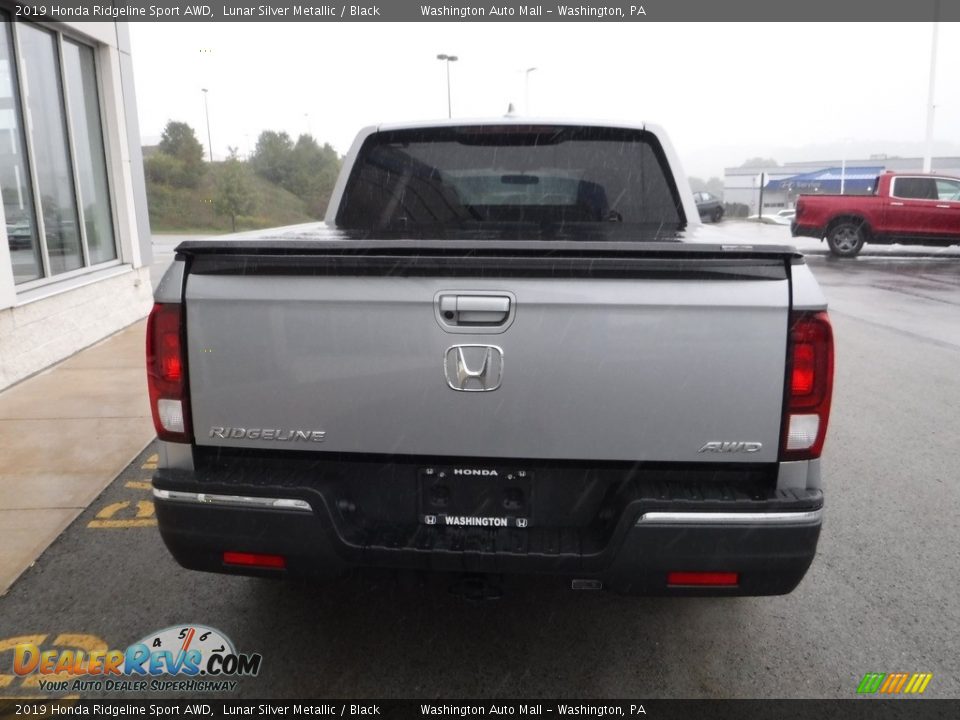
[0,17,41,284]
[63,40,116,266]
[17,23,84,277]
[1,17,117,287]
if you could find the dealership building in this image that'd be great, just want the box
[0,17,151,391]
[724,156,960,215]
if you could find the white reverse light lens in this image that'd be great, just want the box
[157,399,185,433]
[786,414,819,450]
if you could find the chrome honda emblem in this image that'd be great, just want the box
[444,344,504,392]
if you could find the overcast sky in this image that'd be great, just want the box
[129,22,960,178]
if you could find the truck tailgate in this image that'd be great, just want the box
[180,242,794,464]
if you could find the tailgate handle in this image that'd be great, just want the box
[439,295,511,326]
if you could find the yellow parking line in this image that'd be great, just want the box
[0,634,107,695]
[87,501,157,528]
[0,635,47,652]
[95,501,128,519]
[125,481,152,490]
[86,519,157,528]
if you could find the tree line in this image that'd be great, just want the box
[144,120,342,231]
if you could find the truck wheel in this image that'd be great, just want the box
[711,208,723,223]
[827,222,864,258]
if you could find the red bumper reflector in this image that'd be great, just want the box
[667,571,739,587]
[222,552,286,570]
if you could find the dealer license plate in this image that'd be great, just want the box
[418,466,532,528]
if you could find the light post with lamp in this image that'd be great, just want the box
[922,0,940,173]
[436,54,458,118]
[524,67,537,114]
[201,88,213,162]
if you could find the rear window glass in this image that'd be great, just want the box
[335,125,685,234]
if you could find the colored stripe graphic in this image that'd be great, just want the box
[880,673,908,694]
[904,673,933,694]
[858,672,932,694]
[857,673,885,694]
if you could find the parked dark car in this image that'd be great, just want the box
[6,221,34,250]
[694,191,724,223]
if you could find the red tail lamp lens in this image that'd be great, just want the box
[146,303,192,443]
[791,343,815,395]
[781,311,834,460]
[667,571,739,587]
[223,552,286,570]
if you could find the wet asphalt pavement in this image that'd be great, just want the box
[1,227,958,700]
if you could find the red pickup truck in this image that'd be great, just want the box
[792,171,960,257]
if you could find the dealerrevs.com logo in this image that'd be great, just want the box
[13,625,261,693]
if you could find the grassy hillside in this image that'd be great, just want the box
[146,162,317,234]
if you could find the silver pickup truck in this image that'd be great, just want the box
[147,120,834,596]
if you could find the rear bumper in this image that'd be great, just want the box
[791,222,824,239]
[152,456,823,596]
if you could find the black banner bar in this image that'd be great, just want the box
[8,0,958,22]
[1,700,959,719]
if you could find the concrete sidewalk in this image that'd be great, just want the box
[0,319,155,595]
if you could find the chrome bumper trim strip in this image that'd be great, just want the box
[153,488,313,512]
[637,508,822,526]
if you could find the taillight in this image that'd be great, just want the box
[223,552,286,570]
[781,311,834,460]
[146,303,192,443]
[667,571,739,587]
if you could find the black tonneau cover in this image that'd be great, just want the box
[176,239,801,281]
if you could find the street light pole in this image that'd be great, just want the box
[525,67,537,115]
[436,54,458,118]
[840,138,851,195]
[922,0,940,173]
[201,88,213,162]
